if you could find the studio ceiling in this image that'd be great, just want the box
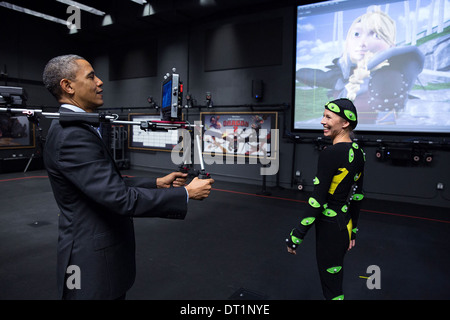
[1,0,307,42]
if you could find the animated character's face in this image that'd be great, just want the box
[347,21,391,63]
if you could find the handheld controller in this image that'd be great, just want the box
[195,134,211,179]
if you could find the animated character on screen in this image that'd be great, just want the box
[297,9,424,125]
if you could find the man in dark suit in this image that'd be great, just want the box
[42,54,214,300]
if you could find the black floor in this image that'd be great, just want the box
[1,169,449,301]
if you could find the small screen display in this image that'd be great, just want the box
[161,79,172,110]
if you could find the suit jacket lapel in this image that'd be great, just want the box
[84,123,122,176]
[59,107,123,176]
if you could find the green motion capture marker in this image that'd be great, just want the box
[326,266,342,274]
[301,217,316,226]
[326,102,340,113]
[349,148,354,163]
[344,109,356,121]
[308,197,321,208]
[353,194,364,201]
[290,230,302,245]
[323,208,337,217]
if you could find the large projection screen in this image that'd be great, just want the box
[293,0,449,133]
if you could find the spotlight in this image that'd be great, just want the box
[424,152,433,163]
[205,92,213,108]
[185,93,194,109]
[375,146,387,161]
[412,150,421,163]
[102,14,113,27]
[147,96,158,109]
[294,170,304,191]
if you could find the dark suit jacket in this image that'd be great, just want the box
[44,107,188,300]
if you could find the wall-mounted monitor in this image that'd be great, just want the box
[293,0,449,134]
[0,114,34,149]
[128,113,180,152]
[201,111,278,160]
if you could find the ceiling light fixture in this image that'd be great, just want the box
[130,0,147,4]
[200,0,216,6]
[102,14,113,26]
[142,3,155,16]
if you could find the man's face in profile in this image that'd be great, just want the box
[70,59,104,112]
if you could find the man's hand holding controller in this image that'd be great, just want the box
[185,177,214,200]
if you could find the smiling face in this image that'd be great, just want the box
[59,59,104,112]
[320,109,350,140]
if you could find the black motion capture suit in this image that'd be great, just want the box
[286,99,366,300]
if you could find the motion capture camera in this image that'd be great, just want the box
[0,86,27,106]
[160,68,183,121]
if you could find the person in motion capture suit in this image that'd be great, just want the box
[286,98,366,300]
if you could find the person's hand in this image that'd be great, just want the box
[286,228,303,255]
[185,177,214,200]
[348,239,356,251]
[286,246,297,255]
[157,172,188,188]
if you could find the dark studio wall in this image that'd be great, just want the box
[1,5,449,209]
[0,9,84,172]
